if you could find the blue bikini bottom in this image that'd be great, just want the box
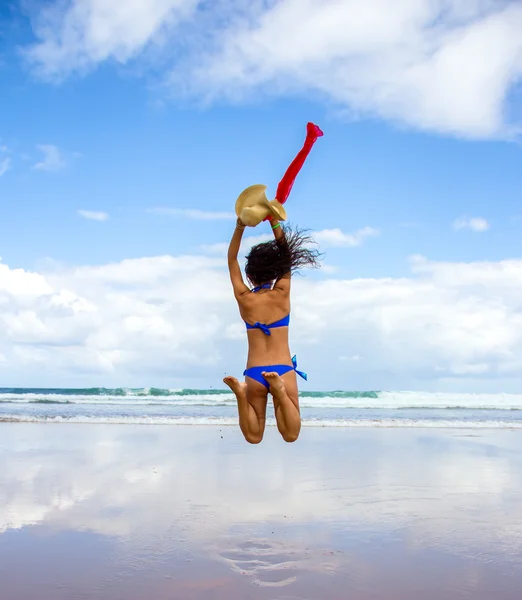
[243,356,307,389]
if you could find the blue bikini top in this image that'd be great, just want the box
[244,283,290,335]
[250,283,272,293]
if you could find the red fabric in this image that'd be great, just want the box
[276,122,323,204]
[265,122,323,221]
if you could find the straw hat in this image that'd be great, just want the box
[235,184,287,227]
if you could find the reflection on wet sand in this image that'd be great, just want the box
[0,424,521,599]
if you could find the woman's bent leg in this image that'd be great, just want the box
[262,372,301,443]
[223,376,267,444]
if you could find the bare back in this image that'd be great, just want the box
[236,283,292,368]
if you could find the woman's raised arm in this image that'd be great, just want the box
[227,218,250,298]
[270,218,285,242]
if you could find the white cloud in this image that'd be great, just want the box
[25,0,199,79]
[149,207,236,220]
[202,227,377,255]
[202,233,274,260]
[314,227,380,247]
[453,216,490,232]
[78,210,110,221]
[340,355,360,362]
[33,144,66,172]
[0,259,53,298]
[321,264,338,274]
[0,157,12,177]
[1,252,522,390]
[0,145,11,177]
[24,0,522,138]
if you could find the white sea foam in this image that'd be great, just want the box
[374,391,522,410]
[1,415,521,428]
[0,394,236,406]
[1,390,522,410]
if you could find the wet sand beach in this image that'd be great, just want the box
[1,424,521,599]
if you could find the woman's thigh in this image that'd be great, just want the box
[272,370,300,413]
[245,378,269,422]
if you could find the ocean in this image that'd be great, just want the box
[1,388,522,428]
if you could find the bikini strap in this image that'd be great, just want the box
[251,283,272,293]
[292,355,307,381]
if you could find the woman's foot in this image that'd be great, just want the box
[261,372,285,395]
[223,376,246,395]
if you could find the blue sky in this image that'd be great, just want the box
[1,1,522,390]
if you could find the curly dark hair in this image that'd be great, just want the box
[245,224,322,285]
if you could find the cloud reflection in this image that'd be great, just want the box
[1,425,521,585]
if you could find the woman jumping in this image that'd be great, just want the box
[224,218,320,444]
